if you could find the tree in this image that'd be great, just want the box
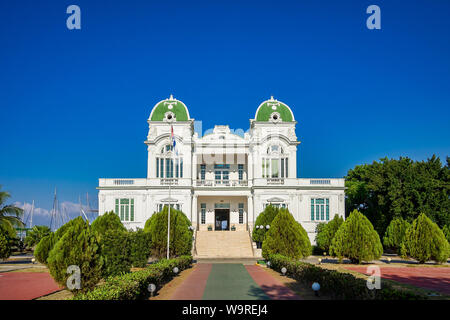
[315,214,344,253]
[91,211,126,236]
[345,156,450,236]
[262,208,311,259]
[146,206,193,258]
[0,186,24,234]
[443,225,450,245]
[24,225,51,248]
[98,229,131,277]
[0,229,11,260]
[34,233,56,264]
[383,217,410,254]
[47,217,102,293]
[252,205,279,244]
[400,213,450,264]
[330,209,383,264]
[129,229,152,267]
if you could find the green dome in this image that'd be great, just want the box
[255,97,294,122]
[149,95,190,121]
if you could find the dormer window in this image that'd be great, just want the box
[164,111,176,122]
[270,112,281,123]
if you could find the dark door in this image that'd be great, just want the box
[214,209,229,231]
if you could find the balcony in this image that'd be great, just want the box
[196,179,248,187]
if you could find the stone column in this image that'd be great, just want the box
[192,194,198,230]
[247,195,254,232]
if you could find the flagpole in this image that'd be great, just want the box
[167,124,173,260]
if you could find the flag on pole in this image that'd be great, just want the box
[171,125,178,155]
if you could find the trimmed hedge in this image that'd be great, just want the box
[72,255,192,300]
[266,254,426,300]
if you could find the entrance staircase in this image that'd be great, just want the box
[194,231,255,259]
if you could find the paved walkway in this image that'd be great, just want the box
[344,266,450,295]
[0,272,62,300]
[170,263,301,300]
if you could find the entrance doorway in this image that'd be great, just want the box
[215,209,229,231]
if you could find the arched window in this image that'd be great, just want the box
[156,143,183,178]
[262,144,288,179]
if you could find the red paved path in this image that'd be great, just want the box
[344,266,450,295]
[0,272,62,300]
[171,264,212,300]
[245,265,301,300]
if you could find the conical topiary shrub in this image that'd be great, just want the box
[252,205,279,244]
[91,211,126,236]
[147,206,193,258]
[262,208,311,259]
[315,214,344,253]
[443,225,450,245]
[400,213,450,264]
[34,232,56,264]
[47,217,102,293]
[330,209,383,264]
[383,217,410,254]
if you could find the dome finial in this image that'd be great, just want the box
[169,94,174,100]
[270,95,274,101]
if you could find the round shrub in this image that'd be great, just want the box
[315,214,344,253]
[91,211,126,235]
[383,217,410,254]
[330,210,383,264]
[147,206,193,258]
[129,229,152,267]
[262,208,311,259]
[47,217,102,293]
[0,230,10,260]
[252,205,279,244]
[34,233,56,264]
[400,213,450,264]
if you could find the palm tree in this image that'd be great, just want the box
[24,225,51,248]
[0,186,25,233]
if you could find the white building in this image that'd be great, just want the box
[98,95,345,248]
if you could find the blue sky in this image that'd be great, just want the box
[0,0,449,226]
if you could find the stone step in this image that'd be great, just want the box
[194,231,254,258]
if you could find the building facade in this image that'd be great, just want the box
[97,95,345,243]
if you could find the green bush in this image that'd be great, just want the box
[252,205,279,243]
[99,230,131,277]
[442,225,450,244]
[383,217,410,254]
[25,225,51,248]
[315,215,344,254]
[34,233,56,264]
[400,213,450,264]
[0,230,11,260]
[266,254,426,300]
[129,229,152,267]
[73,255,192,300]
[262,208,311,259]
[47,217,103,293]
[147,206,193,258]
[330,210,383,264]
[91,211,126,235]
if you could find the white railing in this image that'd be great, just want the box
[113,179,135,185]
[160,178,179,185]
[266,178,284,185]
[196,180,248,187]
[310,179,331,185]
